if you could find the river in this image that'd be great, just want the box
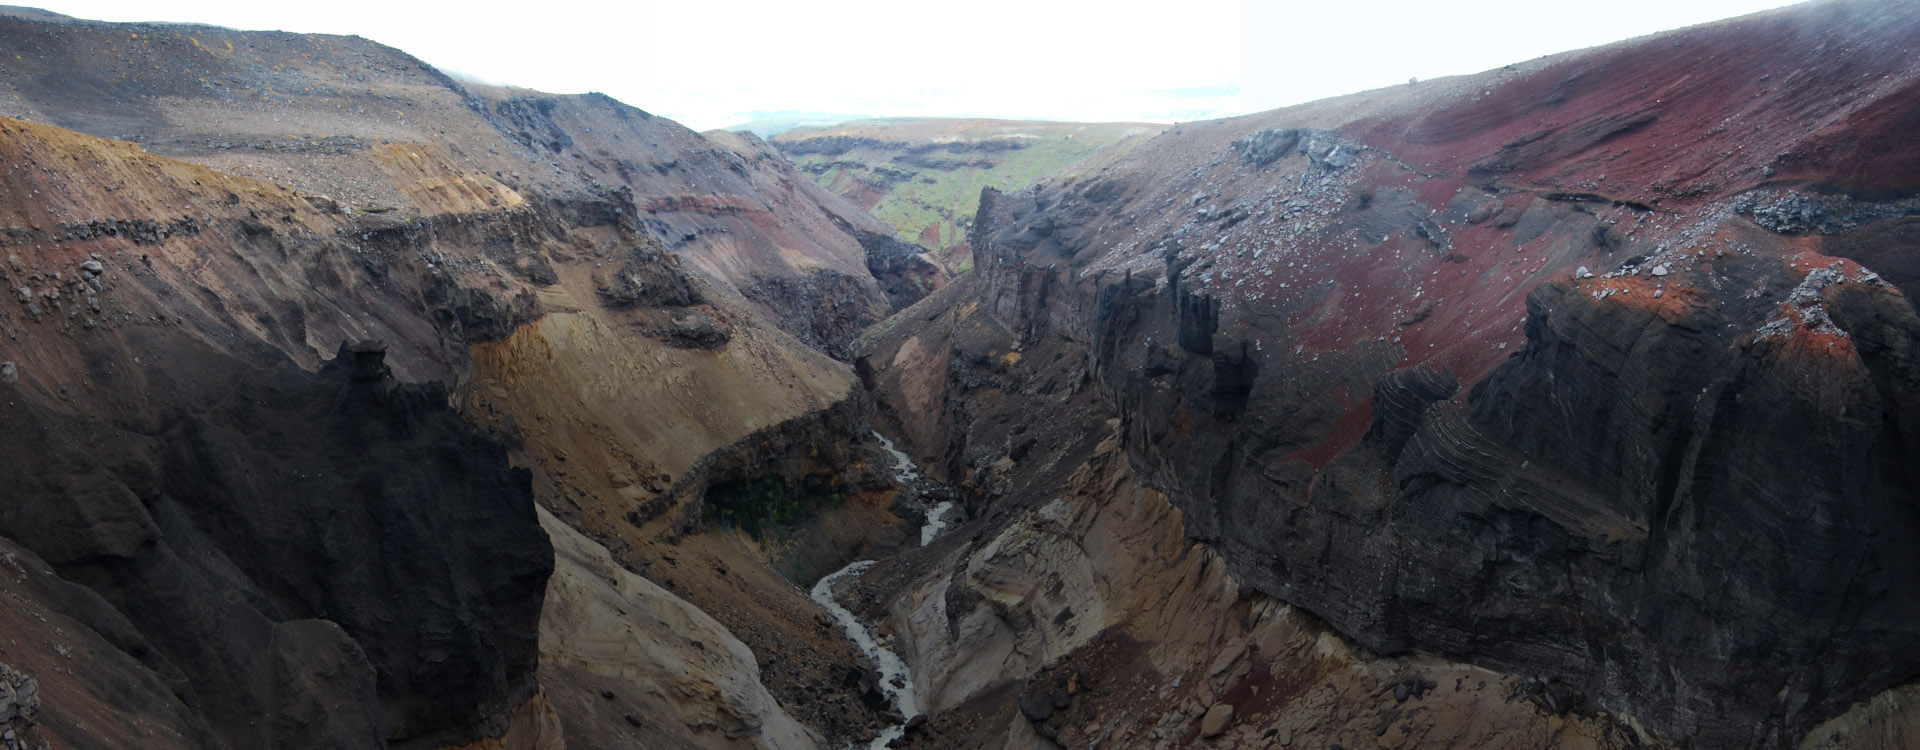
[807,431,951,749]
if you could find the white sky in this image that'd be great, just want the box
[28,0,1800,130]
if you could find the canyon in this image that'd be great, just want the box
[0,1,1915,749]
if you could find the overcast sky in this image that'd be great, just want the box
[32,0,1800,130]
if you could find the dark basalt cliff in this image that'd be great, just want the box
[0,336,550,749]
[861,1,1920,745]
[1093,245,1920,745]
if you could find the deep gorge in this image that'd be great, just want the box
[0,2,1917,749]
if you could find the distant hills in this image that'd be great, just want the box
[768,118,1165,268]
[719,111,878,138]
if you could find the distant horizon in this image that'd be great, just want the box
[26,0,1802,131]
[719,111,1185,137]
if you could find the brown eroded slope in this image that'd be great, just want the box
[0,6,977,745]
[0,110,575,748]
[0,11,915,747]
[0,10,912,352]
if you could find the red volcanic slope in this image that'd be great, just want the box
[908,5,1920,743]
[1011,0,1920,471]
[1356,0,1920,203]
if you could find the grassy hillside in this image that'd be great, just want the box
[770,118,1165,264]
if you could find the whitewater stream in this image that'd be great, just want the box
[808,431,951,749]
[873,431,954,546]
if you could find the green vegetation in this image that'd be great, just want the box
[703,476,855,585]
[778,120,1163,251]
[703,476,844,538]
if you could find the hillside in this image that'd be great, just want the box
[721,111,873,138]
[770,118,1165,266]
[0,10,926,749]
[853,0,1920,747]
[0,13,937,355]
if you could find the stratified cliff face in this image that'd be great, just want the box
[859,1,1920,746]
[0,111,564,747]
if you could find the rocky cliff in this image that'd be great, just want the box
[854,1,1920,746]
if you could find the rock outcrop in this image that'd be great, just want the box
[0,663,43,750]
[534,508,818,749]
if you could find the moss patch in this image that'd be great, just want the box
[704,476,845,539]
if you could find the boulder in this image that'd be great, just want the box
[1200,703,1233,738]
